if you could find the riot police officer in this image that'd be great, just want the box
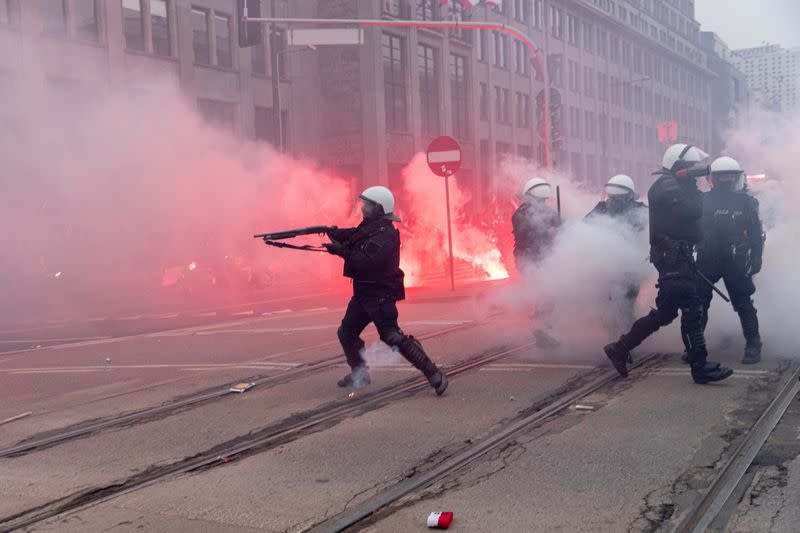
[512,178,560,273]
[324,186,448,395]
[586,174,649,332]
[585,174,648,231]
[680,157,764,364]
[603,144,734,384]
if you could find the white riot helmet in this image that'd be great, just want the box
[522,177,552,199]
[360,186,401,221]
[709,156,745,191]
[661,143,709,172]
[605,174,636,197]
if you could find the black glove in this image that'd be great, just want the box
[325,226,339,237]
[323,241,346,257]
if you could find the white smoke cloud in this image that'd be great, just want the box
[705,108,800,357]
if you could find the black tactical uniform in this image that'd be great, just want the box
[585,198,648,232]
[326,217,448,395]
[604,169,733,384]
[512,199,560,271]
[680,186,764,363]
[585,197,649,330]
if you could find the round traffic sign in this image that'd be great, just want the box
[426,136,462,177]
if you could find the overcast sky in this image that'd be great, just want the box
[695,0,800,50]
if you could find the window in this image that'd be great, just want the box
[571,152,584,181]
[74,0,98,41]
[215,13,232,68]
[610,77,620,105]
[450,54,469,138]
[123,0,146,50]
[623,121,632,145]
[251,42,266,75]
[634,86,642,112]
[567,15,579,46]
[254,106,288,148]
[480,139,491,195]
[480,82,489,122]
[477,30,487,62]
[41,0,67,34]
[598,72,608,101]
[197,98,236,132]
[583,22,593,53]
[494,33,507,68]
[611,118,621,144]
[584,110,594,140]
[518,144,533,161]
[151,0,170,56]
[383,34,407,132]
[418,45,439,137]
[0,1,16,26]
[496,142,511,161]
[568,60,579,92]
[570,107,581,139]
[583,66,594,97]
[383,0,403,17]
[550,7,563,39]
[514,41,527,75]
[513,0,527,22]
[417,0,436,20]
[533,0,543,29]
[516,92,530,128]
[597,29,608,58]
[191,7,210,65]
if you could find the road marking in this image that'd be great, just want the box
[479,363,595,371]
[1,361,303,375]
[119,315,143,320]
[306,307,329,312]
[657,367,771,375]
[0,336,110,344]
[232,310,255,317]
[153,313,180,319]
[192,312,218,318]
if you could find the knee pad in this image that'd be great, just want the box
[337,325,360,347]
[651,307,678,327]
[732,297,755,315]
[380,329,406,347]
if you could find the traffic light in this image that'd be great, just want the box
[238,0,263,47]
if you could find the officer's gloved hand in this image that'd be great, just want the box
[325,226,338,237]
[323,241,346,257]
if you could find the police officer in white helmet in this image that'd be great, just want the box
[324,186,448,395]
[604,144,734,384]
[512,177,561,273]
[585,174,648,231]
[585,174,649,332]
[679,156,765,364]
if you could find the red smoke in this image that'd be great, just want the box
[397,154,510,287]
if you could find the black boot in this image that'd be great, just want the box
[742,337,762,365]
[604,341,630,378]
[338,338,370,388]
[337,365,371,388]
[691,361,733,384]
[739,304,761,365]
[398,336,448,395]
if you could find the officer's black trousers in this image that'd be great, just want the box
[337,296,438,377]
[617,261,709,365]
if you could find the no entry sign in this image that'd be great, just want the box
[427,136,462,177]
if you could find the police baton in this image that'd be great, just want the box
[693,266,731,303]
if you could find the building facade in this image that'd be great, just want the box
[732,44,800,113]
[0,0,308,154]
[0,0,716,210]
[701,31,749,156]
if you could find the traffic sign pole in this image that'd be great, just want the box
[444,175,455,291]
[426,136,462,292]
